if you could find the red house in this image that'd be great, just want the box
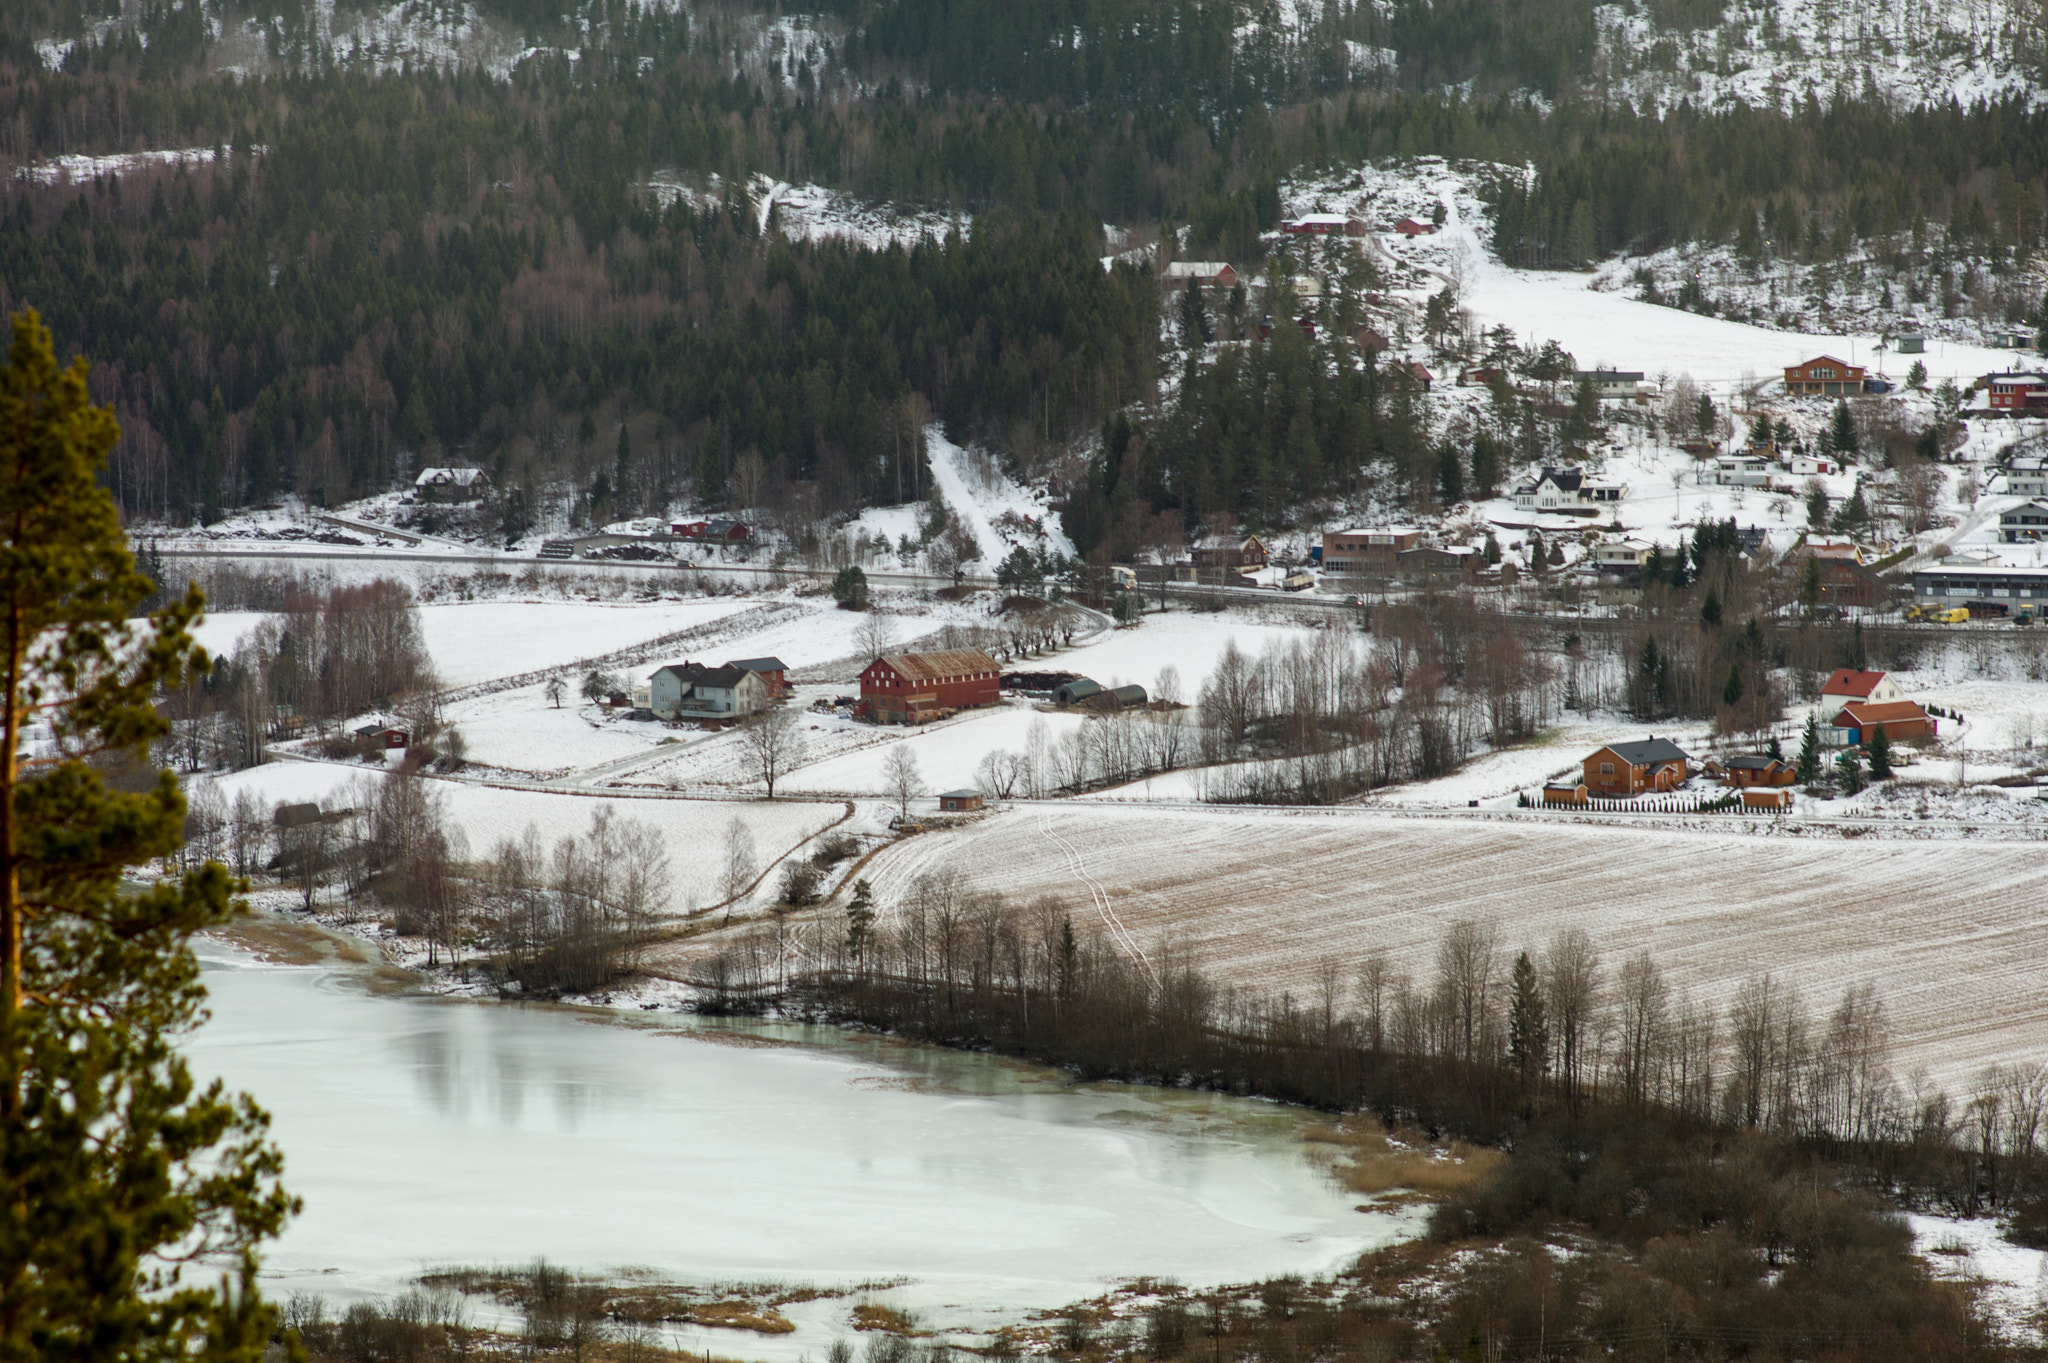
[1987,372,2048,414]
[1393,217,1435,237]
[1281,214,1364,236]
[671,517,752,543]
[1820,669,1902,705]
[859,649,1001,725]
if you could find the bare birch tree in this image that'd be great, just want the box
[742,705,807,797]
[882,744,924,819]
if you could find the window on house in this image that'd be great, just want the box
[1599,762,1614,774]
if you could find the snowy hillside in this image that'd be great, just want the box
[1589,0,2045,113]
[1280,158,2027,386]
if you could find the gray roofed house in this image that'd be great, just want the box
[1584,735,1693,797]
[677,665,763,716]
[645,661,768,718]
[1577,369,1646,399]
[1605,737,1691,766]
[1054,679,1103,706]
[727,655,791,696]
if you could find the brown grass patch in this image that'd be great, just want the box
[206,914,373,966]
[685,1302,794,1334]
[363,964,423,995]
[850,1303,923,1335]
[1302,1117,1506,1197]
[664,1028,807,1050]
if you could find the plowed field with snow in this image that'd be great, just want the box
[854,805,2048,1088]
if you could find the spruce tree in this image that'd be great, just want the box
[1179,279,1210,349]
[1437,444,1464,504]
[1722,662,1744,708]
[845,878,876,963]
[1800,555,1823,613]
[1796,713,1822,783]
[1867,722,1893,779]
[0,311,294,1361]
[1835,746,1866,794]
[1830,399,1858,456]
[1507,951,1549,1083]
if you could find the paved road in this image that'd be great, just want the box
[155,540,2020,639]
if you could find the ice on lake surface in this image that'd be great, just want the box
[189,944,1417,1353]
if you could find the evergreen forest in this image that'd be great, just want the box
[0,0,2043,537]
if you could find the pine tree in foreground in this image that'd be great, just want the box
[0,309,296,1362]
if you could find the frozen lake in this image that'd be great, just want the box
[190,945,1415,1353]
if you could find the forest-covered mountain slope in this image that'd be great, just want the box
[0,0,2042,538]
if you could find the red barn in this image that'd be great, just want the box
[671,517,752,543]
[1831,700,1937,746]
[859,649,1001,725]
[1394,217,1435,237]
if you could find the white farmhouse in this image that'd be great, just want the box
[1511,466,1626,512]
[2003,456,2048,498]
[1576,369,1646,400]
[1710,454,1775,488]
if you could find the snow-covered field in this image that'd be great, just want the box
[211,758,845,913]
[840,801,2047,1090]
[418,599,757,688]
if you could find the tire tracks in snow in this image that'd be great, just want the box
[1038,810,1155,983]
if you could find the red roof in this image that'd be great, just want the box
[1820,668,1888,698]
[1832,700,1931,727]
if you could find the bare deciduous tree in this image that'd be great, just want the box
[742,705,807,798]
[854,610,897,666]
[882,744,925,819]
[1544,926,1599,1106]
[976,748,1023,799]
[1434,917,1500,1065]
[720,816,757,922]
